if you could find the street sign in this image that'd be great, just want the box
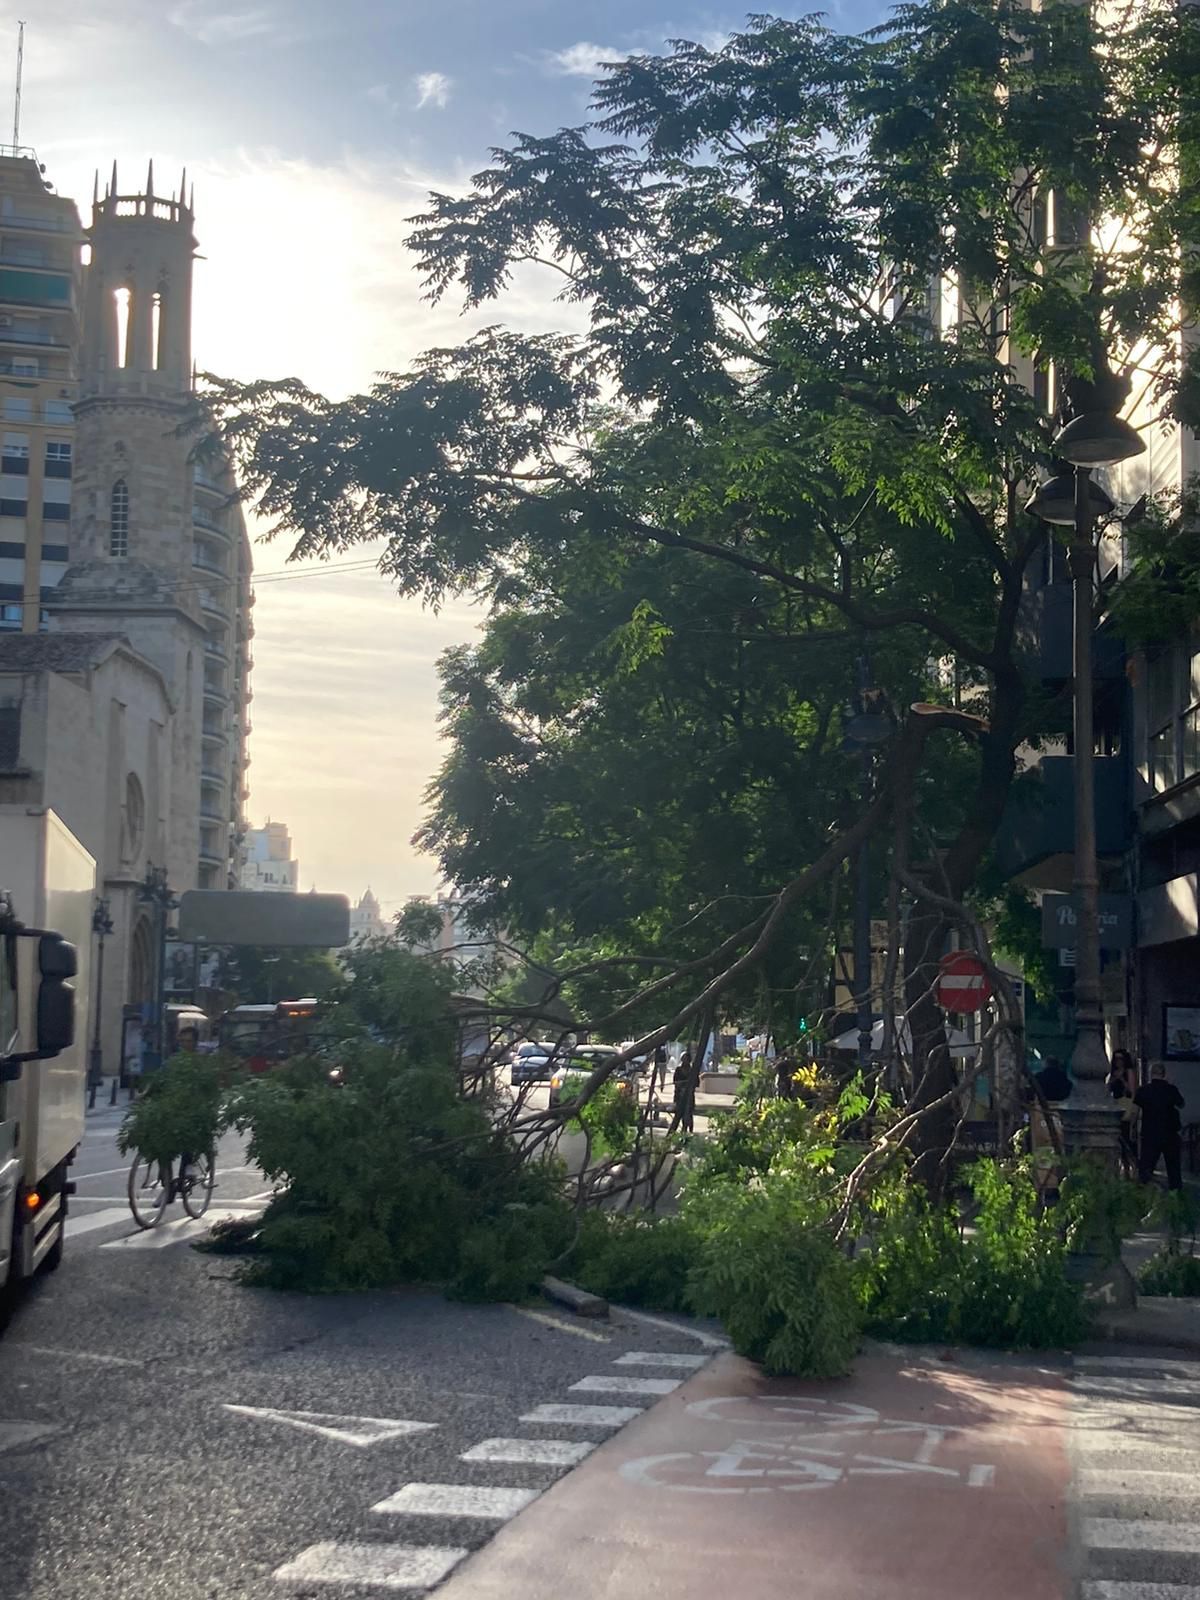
[937,952,991,1013]
[1040,892,1132,951]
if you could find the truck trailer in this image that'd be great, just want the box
[0,808,93,1299]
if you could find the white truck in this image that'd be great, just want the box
[0,808,93,1300]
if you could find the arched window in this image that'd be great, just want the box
[110,478,129,557]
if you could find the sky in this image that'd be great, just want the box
[15,0,878,915]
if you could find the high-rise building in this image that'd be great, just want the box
[0,152,82,634]
[241,819,299,892]
[52,162,253,892]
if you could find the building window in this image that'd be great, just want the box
[44,440,71,479]
[1147,648,1178,793]
[0,498,26,518]
[0,603,21,627]
[1,432,28,475]
[41,500,69,521]
[2,398,32,422]
[43,399,72,424]
[110,478,129,557]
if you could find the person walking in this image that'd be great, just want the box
[775,1052,795,1101]
[1107,1048,1139,1179]
[650,1043,669,1105]
[673,1047,697,1133]
[1135,1062,1186,1190]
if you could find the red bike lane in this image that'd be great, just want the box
[437,1348,1074,1600]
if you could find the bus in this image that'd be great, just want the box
[218,998,324,1072]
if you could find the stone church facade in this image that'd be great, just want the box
[0,153,251,1072]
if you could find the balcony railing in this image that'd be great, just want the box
[204,638,229,661]
[203,684,229,706]
[0,328,67,347]
[201,725,228,745]
[200,765,226,786]
[0,211,74,233]
[200,587,230,615]
[193,507,230,538]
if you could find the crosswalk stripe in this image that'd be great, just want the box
[570,1375,681,1396]
[1083,1518,1200,1553]
[1083,1585,1200,1599]
[101,1204,263,1250]
[1073,1376,1200,1401]
[613,1351,707,1370]
[1072,1430,1198,1464]
[519,1403,643,1427]
[64,1207,130,1238]
[1081,1469,1200,1497]
[273,1540,467,1588]
[460,1437,596,1466]
[1077,1357,1200,1381]
[372,1483,539,1519]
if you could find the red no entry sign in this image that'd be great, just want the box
[937,952,991,1013]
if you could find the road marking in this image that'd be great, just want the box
[570,1375,681,1396]
[372,1483,539,1519]
[1083,1518,1200,1553]
[1071,1430,1198,1462]
[520,1403,643,1427]
[64,1207,131,1238]
[461,1437,597,1466]
[1081,1468,1200,1496]
[510,1306,611,1342]
[1077,1357,1200,1380]
[615,1306,730,1349]
[71,1165,135,1182]
[614,1351,708,1370]
[1073,1375,1200,1401]
[968,1464,995,1488]
[1083,1585,1200,1599]
[102,1204,265,1249]
[224,1405,436,1448]
[273,1541,467,1589]
[0,1421,60,1453]
[11,1344,143,1369]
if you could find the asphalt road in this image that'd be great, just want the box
[0,1104,723,1600]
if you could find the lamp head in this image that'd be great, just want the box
[1053,411,1145,468]
[1023,471,1116,527]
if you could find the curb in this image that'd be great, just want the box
[541,1276,609,1319]
[1091,1296,1200,1354]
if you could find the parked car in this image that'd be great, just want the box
[549,1044,639,1107]
[509,1040,562,1086]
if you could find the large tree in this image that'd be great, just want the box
[207,0,1199,1167]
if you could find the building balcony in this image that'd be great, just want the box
[192,546,226,576]
[193,507,231,540]
[200,765,226,787]
[0,211,75,234]
[0,327,68,348]
[1027,584,1126,684]
[203,683,228,707]
[199,804,226,825]
[200,587,230,619]
[201,725,228,747]
[198,846,227,870]
[204,638,229,663]
[994,753,1132,888]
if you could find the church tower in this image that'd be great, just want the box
[52,163,252,894]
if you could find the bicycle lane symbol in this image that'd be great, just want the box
[618,1396,999,1495]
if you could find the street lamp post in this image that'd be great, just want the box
[1025,373,1145,1153]
[843,657,894,1069]
[89,896,114,1108]
[137,865,178,1075]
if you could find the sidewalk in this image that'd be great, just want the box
[434,1347,1071,1600]
[1089,1226,1200,1351]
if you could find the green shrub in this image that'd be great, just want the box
[862,1160,1088,1349]
[1138,1248,1200,1296]
[563,1075,638,1160]
[688,1175,862,1378]
[567,1211,701,1312]
[228,1037,570,1294]
[117,1052,232,1163]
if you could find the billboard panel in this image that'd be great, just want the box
[178,891,351,948]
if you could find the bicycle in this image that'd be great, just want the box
[126,1148,216,1230]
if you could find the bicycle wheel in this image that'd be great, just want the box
[128,1153,170,1230]
[180,1151,215,1219]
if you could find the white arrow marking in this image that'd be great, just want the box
[223,1405,436,1448]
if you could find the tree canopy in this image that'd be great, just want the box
[204,0,1200,1131]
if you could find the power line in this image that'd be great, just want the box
[12,554,388,615]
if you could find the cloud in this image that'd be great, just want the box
[366,83,399,116]
[168,4,279,46]
[547,41,622,78]
[414,71,452,110]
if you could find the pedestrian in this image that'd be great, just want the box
[650,1043,669,1103]
[1107,1048,1139,1180]
[673,1047,697,1133]
[1135,1061,1186,1190]
[775,1052,795,1101]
